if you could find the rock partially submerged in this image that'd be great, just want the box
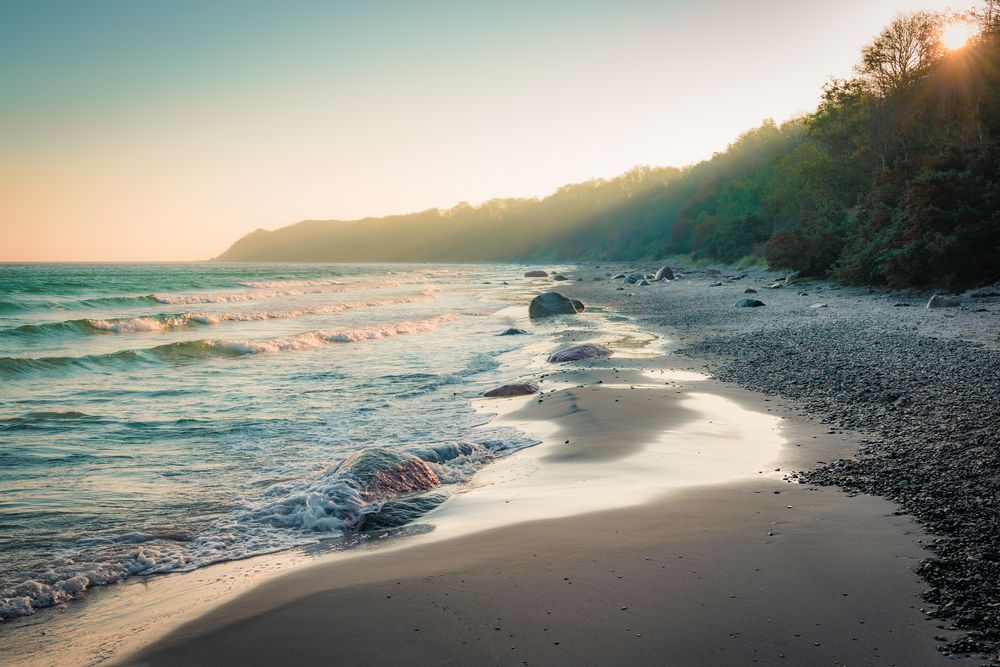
[335,448,440,502]
[553,274,569,281]
[483,381,539,398]
[529,292,580,319]
[654,266,674,281]
[523,270,548,278]
[547,343,613,363]
[927,294,961,309]
[499,328,528,336]
[735,298,765,308]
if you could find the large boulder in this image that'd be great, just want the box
[927,294,961,309]
[654,266,674,281]
[335,448,440,502]
[547,343,613,363]
[484,381,539,398]
[523,270,548,278]
[735,298,765,308]
[529,292,579,319]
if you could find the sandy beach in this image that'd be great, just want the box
[113,265,1000,666]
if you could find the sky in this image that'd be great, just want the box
[0,0,981,261]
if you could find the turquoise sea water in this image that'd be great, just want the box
[0,263,548,619]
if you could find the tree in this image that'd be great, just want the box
[857,12,945,96]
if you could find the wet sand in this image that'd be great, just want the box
[127,356,960,666]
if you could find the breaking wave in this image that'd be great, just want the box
[1,290,438,337]
[0,315,460,377]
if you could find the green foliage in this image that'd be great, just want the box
[221,4,1000,289]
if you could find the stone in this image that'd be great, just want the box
[547,343,613,363]
[638,279,650,286]
[785,271,802,285]
[484,381,539,398]
[335,448,440,503]
[810,303,828,308]
[744,288,758,294]
[571,299,585,312]
[612,273,626,279]
[523,270,548,278]
[709,282,723,287]
[735,298,766,308]
[552,274,569,281]
[769,282,784,289]
[624,272,644,284]
[927,294,961,309]
[654,266,675,281]
[529,292,579,319]
[499,328,529,336]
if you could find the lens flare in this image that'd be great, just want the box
[942,21,977,50]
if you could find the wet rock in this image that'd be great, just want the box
[529,292,579,319]
[484,381,540,398]
[571,299,586,312]
[769,282,784,289]
[638,279,651,286]
[553,274,569,281]
[547,343,613,363]
[927,295,961,309]
[499,328,529,336]
[523,270,548,278]
[744,288,758,294]
[624,272,644,285]
[335,448,440,503]
[785,271,802,285]
[735,298,765,308]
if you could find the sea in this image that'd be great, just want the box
[0,262,579,621]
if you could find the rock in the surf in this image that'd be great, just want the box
[553,274,569,281]
[547,343,613,363]
[334,448,440,502]
[499,328,528,336]
[523,270,548,278]
[484,381,540,398]
[529,292,579,319]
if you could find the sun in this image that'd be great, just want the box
[942,21,977,50]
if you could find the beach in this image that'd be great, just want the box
[124,265,1000,666]
[3,263,996,665]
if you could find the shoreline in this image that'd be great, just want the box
[124,270,972,666]
[4,263,991,665]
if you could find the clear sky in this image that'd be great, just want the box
[0,0,979,261]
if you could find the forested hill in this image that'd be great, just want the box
[219,6,1000,289]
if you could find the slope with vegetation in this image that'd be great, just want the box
[219,2,1000,289]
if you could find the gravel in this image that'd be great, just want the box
[559,263,1000,659]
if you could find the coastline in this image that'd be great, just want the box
[4,263,993,665]
[121,266,984,666]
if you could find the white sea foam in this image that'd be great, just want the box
[82,291,438,334]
